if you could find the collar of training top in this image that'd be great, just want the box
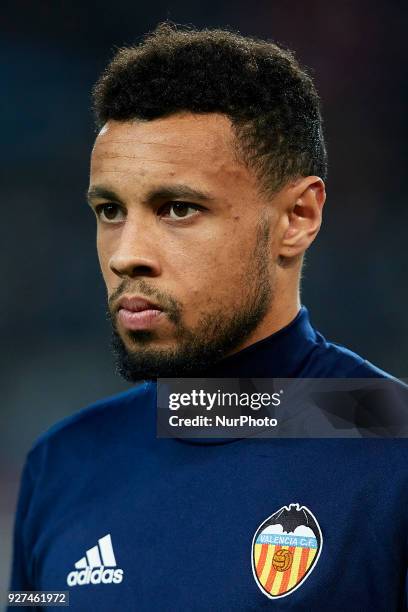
[198,305,316,379]
[162,305,317,446]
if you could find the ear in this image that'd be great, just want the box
[279,176,326,258]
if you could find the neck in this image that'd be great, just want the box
[226,289,301,357]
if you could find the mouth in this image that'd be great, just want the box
[116,295,165,331]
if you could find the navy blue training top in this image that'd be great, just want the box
[9,306,408,610]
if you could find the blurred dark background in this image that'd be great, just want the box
[1,0,407,597]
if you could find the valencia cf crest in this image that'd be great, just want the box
[251,503,322,599]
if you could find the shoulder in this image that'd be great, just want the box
[26,382,156,463]
[307,328,402,380]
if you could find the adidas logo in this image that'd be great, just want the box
[66,534,124,586]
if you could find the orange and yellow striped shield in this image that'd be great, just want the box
[252,503,322,599]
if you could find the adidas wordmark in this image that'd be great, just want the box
[67,534,124,586]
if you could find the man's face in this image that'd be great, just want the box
[89,112,283,379]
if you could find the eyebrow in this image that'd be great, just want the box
[86,186,120,205]
[86,184,215,206]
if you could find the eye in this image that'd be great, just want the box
[162,202,202,220]
[94,203,125,223]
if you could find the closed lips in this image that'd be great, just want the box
[116,297,164,331]
[118,297,162,312]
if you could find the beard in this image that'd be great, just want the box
[108,218,274,381]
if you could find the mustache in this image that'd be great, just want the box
[108,279,182,325]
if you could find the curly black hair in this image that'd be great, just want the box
[93,22,327,195]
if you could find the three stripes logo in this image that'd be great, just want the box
[66,534,124,586]
[252,503,322,599]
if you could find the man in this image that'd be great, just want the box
[9,23,407,610]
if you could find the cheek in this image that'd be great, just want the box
[176,229,257,309]
[96,232,116,288]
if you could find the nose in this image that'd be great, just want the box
[108,219,161,279]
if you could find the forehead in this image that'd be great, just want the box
[90,112,257,194]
